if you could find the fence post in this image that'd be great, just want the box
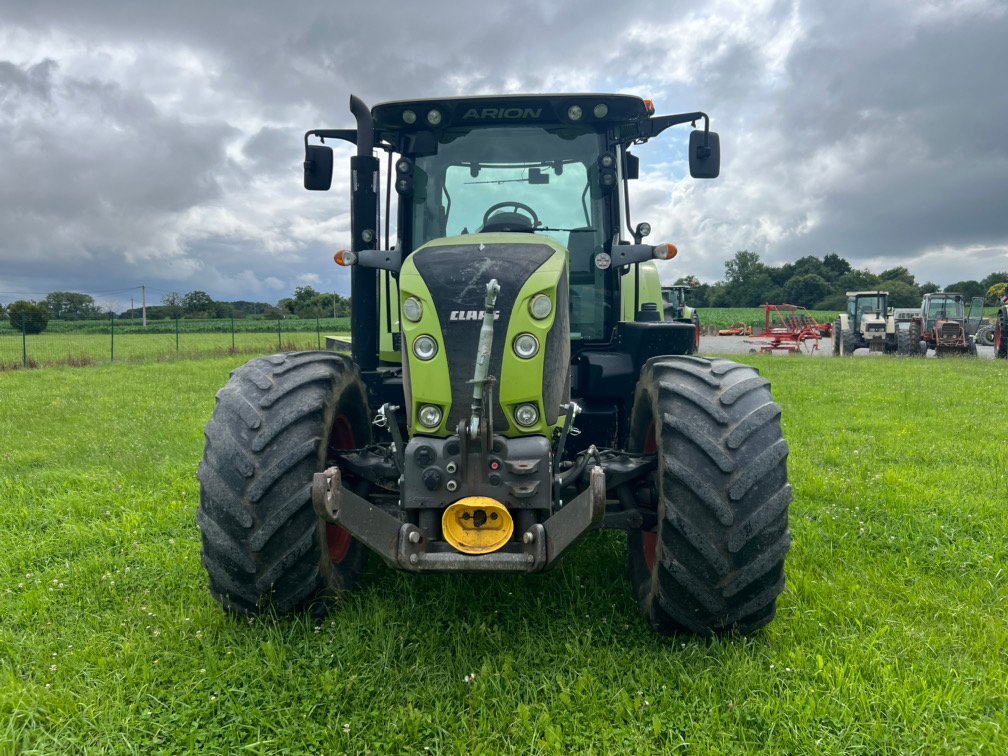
[175,316,180,353]
[231,317,236,352]
[21,318,27,369]
[110,311,115,362]
[277,318,282,351]
[316,316,321,350]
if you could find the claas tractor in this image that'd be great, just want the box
[832,291,901,355]
[908,292,984,356]
[661,285,701,352]
[196,93,791,636]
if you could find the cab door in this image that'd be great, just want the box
[967,296,985,335]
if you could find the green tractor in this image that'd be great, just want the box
[661,285,701,353]
[197,94,791,636]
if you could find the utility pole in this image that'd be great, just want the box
[142,285,147,327]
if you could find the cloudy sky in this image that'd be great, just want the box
[1,0,1006,310]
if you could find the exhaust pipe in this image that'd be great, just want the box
[348,95,379,371]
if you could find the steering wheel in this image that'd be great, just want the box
[481,201,540,231]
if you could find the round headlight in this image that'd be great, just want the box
[514,403,539,428]
[513,333,539,359]
[418,404,443,429]
[529,294,553,320]
[593,103,609,118]
[426,109,442,126]
[567,104,583,121]
[413,335,438,361]
[599,152,616,169]
[402,109,417,124]
[403,296,423,322]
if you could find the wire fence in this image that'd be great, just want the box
[0,315,352,370]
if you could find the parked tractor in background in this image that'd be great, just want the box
[661,285,700,352]
[833,291,901,355]
[907,292,984,357]
[195,93,791,637]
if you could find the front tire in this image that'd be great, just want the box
[197,352,371,615]
[626,357,792,635]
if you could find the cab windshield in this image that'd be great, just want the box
[410,125,613,340]
[927,296,964,320]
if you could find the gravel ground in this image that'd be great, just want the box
[699,334,998,360]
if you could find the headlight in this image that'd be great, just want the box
[418,404,443,429]
[413,335,438,360]
[529,294,552,320]
[514,403,539,428]
[513,333,539,359]
[403,296,423,322]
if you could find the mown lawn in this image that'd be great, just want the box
[0,355,1006,752]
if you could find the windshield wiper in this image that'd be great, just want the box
[533,226,597,233]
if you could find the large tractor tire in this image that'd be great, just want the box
[832,319,841,356]
[910,319,926,356]
[840,327,860,356]
[997,309,1008,359]
[197,352,372,615]
[626,356,792,635]
[896,327,915,356]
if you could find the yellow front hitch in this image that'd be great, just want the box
[441,497,514,555]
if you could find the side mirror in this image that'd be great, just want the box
[689,130,720,179]
[624,151,639,180]
[304,144,333,190]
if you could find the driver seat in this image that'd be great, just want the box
[481,212,535,233]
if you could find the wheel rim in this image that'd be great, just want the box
[325,414,356,565]
[642,421,657,571]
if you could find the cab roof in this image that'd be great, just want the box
[372,93,652,135]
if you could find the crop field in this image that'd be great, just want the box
[1,355,1006,752]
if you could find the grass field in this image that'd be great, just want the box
[1,355,1006,752]
[0,330,350,370]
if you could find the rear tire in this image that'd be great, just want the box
[691,311,701,354]
[626,356,792,635]
[896,327,914,356]
[197,352,371,615]
[997,310,1007,359]
[832,320,841,355]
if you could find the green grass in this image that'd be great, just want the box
[1,356,1006,752]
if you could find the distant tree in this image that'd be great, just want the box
[878,280,921,308]
[944,280,985,300]
[815,292,848,311]
[0,302,6,320]
[182,290,214,316]
[162,292,183,318]
[262,304,284,319]
[877,266,916,286]
[724,250,762,284]
[920,281,940,295]
[43,291,105,320]
[980,271,1008,291]
[7,300,50,334]
[674,275,701,289]
[784,273,830,309]
[838,268,880,292]
[822,253,851,279]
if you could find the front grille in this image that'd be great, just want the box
[941,322,962,338]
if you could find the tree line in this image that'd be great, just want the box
[2,287,351,334]
[674,251,1008,309]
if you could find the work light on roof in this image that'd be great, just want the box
[567,104,583,121]
[426,109,442,126]
[402,109,417,124]
[593,103,609,118]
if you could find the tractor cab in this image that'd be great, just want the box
[846,291,888,334]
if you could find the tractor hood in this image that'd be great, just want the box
[398,233,570,437]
